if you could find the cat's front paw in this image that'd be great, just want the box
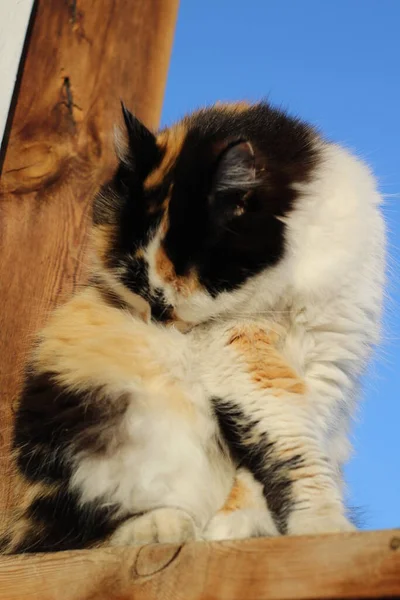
[204,508,279,541]
[110,508,198,546]
[287,507,356,536]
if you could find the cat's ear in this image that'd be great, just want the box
[117,102,158,171]
[212,141,256,194]
[209,141,256,223]
[121,102,156,149]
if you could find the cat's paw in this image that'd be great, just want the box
[110,508,198,546]
[203,508,279,541]
[287,508,356,536]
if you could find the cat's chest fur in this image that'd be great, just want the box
[73,304,242,530]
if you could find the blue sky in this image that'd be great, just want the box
[161,0,399,530]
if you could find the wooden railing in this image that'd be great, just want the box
[0,530,399,599]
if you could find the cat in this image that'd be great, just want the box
[1,100,385,553]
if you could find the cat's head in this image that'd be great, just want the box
[92,101,377,326]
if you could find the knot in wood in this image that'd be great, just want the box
[1,143,66,194]
[390,537,400,550]
[132,544,182,578]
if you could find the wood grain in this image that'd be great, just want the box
[0,530,398,599]
[0,0,179,525]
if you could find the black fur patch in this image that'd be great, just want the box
[121,102,162,179]
[10,371,131,552]
[212,398,304,533]
[14,371,129,482]
[150,288,174,322]
[13,486,121,554]
[0,535,11,554]
[120,256,151,298]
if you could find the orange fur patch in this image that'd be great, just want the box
[144,124,187,190]
[220,477,250,513]
[133,247,145,259]
[228,326,306,396]
[155,246,200,297]
[215,100,251,114]
[32,288,195,417]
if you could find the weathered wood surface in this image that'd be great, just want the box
[0,0,179,526]
[0,530,398,599]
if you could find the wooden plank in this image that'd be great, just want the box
[0,0,179,526]
[0,0,35,149]
[0,530,398,599]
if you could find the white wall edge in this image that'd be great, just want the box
[0,0,35,150]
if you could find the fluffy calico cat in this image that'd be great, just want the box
[1,101,385,553]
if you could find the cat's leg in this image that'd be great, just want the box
[211,395,354,538]
[212,395,354,535]
[202,324,354,539]
[204,468,278,541]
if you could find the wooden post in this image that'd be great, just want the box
[0,530,398,599]
[0,0,179,525]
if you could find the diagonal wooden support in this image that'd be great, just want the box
[0,530,399,599]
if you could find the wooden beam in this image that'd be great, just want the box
[0,530,398,599]
[0,0,179,527]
